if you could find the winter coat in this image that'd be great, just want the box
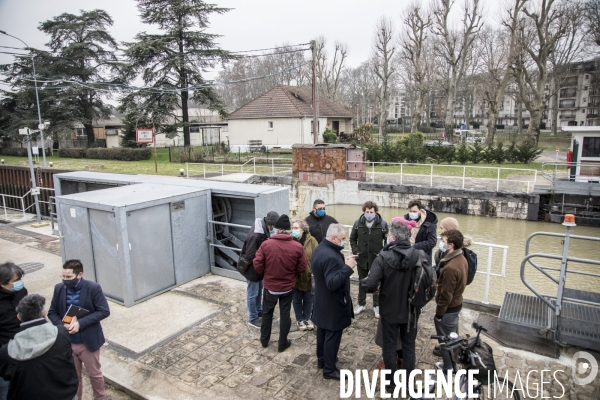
[435,248,468,318]
[47,279,110,353]
[305,211,338,243]
[404,208,438,262]
[361,239,423,324]
[311,239,354,331]
[295,232,318,292]
[253,234,307,293]
[0,288,28,347]
[350,213,388,271]
[239,218,272,282]
[0,318,78,400]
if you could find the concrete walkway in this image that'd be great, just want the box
[1,223,599,399]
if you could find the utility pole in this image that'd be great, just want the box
[311,40,318,144]
[18,128,42,224]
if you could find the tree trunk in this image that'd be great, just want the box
[517,100,523,135]
[181,90,190,146]
[527,109,542,144]
[487,108,498,144]
[85,123,95,146]
[550,77,559,135]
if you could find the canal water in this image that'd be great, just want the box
[318,205,600,306]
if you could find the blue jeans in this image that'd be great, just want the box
[246,280,263,321]
[0,376,9,400]
[292,288,313,321]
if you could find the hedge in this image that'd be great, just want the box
[58,148,86,158]
[0,148,29,156]
[86,147,152,161]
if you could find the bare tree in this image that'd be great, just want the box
[372,17,397,137]
[314,37,348,103]
[398,2,433,132]
[510,0,577,143]
[474,1,524,143]
[432,0,483,134]
[582,0,600,52]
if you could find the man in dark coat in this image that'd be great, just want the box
[404,199,438,262]
[239,211,279,329]
[48,259,110,400]
[311,223,357,380]
[350,201,387,318]
[0,294,78,400]
[361,221,424,390]
[253,215,307,352]
[305,199,338,243]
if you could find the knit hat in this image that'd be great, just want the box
[439,217,459,231]
[391,216,418,230]
[265,211,280,225]
[274,214,291,230]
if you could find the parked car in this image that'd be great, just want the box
[425,140,453,147]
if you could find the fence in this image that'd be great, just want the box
[347,161,538,193]
[59,139,106,149]
[169,145,292,164]
[186,158,293,179]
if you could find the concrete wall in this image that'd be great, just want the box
[246,176,538,220]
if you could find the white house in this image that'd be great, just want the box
[564,126,600,182]
[226,85,353,151]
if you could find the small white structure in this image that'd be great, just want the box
[563,126,600,182]
[226,85,353,152]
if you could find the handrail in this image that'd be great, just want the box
[1,187,55,221]
[186,161,292,179]
[541,161,600,183]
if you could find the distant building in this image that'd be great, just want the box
[226,85,353,151]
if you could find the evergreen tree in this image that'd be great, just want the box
[0,10,120,145]
[122,0,237,146]
[120,110,153,148]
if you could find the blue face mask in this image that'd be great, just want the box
[291,229,301,239]
[10,280,24,292]
[364,213,376,222]
[340,240,346,248]
[270,228,276,235]
[408,212,419,220]
[439,241,446,252]
[316,209,326,217]
[386,237,395,245]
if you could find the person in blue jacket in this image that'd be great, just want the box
[48,259,110,400]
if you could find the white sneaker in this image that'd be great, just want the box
[354,305,365,315]
[435,361,444,370]
[374,306,380,319]
[305,320,315,330]
[297,320,307,331]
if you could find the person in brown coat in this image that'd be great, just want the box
[434,229,468,372]
[291,219,318,332]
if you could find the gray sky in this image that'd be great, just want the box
[0,0,504,68]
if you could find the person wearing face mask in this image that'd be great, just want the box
[349,201,388,318]
[311,224,358,380]
[239,211,280,329]
[403,199,438,263]
[48,259,110,400]
[290,219,318,331]
[305,199,338,243]
[433,217,473,273]
[0,262,27,400]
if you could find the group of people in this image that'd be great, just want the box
[241,198,472,388]
[0,260,110,400]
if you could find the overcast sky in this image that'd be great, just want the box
[0,0,504,73]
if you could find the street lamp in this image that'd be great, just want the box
[18,127,42,224]
[1,30,47,166]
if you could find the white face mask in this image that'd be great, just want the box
[408,212,419,220]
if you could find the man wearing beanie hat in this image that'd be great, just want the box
[240,211,280,329]
[254,215,307,352]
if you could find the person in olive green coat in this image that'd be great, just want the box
[350,201,388,318]
[291,219,318,331]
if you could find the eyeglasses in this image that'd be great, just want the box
[60,275,76,280]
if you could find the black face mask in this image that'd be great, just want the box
[63,277,80,289]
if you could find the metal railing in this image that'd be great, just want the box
[541,161,600,183]
[347,161,538,193]
[186,157,292,179]
[521,228,600,315]
[1,187,55,221]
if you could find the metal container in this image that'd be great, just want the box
[292,143,365,182]
[56,183,210,306]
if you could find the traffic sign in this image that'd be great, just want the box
[136,128,154,144]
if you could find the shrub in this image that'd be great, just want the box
[469,142,485,164]
[492,141,506,164]
[505,141,519,163]
[0,147,28,156]
[482,143,495,163]
[515,140,543,164]
[58,148,86,158]
[455,143,470,164]
[86,147,151,161]
[322,128,338,143]
[427,144,454,164]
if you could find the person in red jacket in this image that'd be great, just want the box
[254,214,307,352]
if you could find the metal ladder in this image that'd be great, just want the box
[498,215,600,351]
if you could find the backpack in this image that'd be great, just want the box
[455,336,496,384]
[407,248,437,312]
[463,248,478,285]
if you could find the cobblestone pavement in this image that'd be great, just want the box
[129,276,599,399]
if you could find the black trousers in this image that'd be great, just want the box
[260,290,293,346]
[316,327,343,375]
[380,317,417,387]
